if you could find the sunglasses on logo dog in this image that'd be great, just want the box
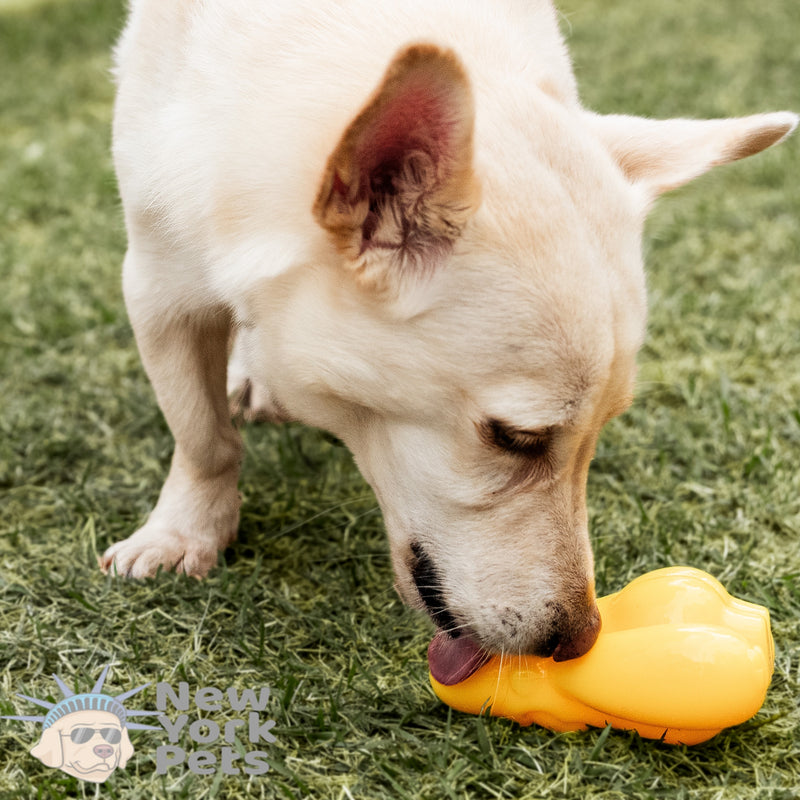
[62,727,122,744]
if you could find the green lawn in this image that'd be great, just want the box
[1,0,798,798]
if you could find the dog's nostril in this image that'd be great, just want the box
[551,603,602,662]
[94,744,114,758]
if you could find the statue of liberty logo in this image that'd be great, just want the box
[2,664,159,783]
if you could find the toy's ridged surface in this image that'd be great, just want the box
[430,567,773,745]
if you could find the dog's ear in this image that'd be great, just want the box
[30,728,64,768]
[117,728,135,769]
[314,44,480,295]
[586,111,797,201]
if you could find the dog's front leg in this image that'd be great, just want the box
[100,251,242,578]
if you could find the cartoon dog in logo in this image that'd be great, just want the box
[2,665,158,784]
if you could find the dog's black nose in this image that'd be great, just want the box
[93,744,114,759]
[551,603,602,662]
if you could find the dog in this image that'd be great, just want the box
[101,0,796,683]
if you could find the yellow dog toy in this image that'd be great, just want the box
[430,567,773,744]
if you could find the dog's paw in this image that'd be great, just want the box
[99,524,235,579]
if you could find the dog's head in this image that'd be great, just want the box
[30,708,133,783]
[260,44,795,675]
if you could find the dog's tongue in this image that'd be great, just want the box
[428,631,492,685]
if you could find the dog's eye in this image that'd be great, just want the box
[480,418,553,460]
[478,418,558,490]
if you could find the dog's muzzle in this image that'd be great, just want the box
[411,542,601,685]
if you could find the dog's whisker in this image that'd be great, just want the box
[493,646,506,709]
[439,620,470,630]
[412,585,454,593]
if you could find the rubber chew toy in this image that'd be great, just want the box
[430,567,774,744]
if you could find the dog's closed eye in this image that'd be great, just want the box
[483,418,553,456]
[479,418,553,457]
[477,418,558,490]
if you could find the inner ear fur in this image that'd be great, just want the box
[586,111,798,199]
[313,43,480,291]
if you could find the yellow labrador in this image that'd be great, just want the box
[102,0,796,683]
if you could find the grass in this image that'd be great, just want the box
[0,0,799,797]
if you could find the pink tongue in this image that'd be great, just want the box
[428,631,491,685]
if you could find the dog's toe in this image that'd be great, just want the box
[100,528,222,579]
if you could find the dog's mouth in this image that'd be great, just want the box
[427,628,492,685]
[411,543,602,683]
[68,760,114,773]
[411,543,492,684]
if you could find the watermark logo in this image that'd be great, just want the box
[154,681,275,776]
[1,664,159,784]
[2,665,278,784]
